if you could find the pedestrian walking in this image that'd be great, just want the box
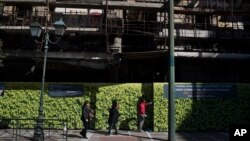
[137,97,152,132]
[80,100,92,139]
[107,100,120,135]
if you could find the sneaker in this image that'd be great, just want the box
[114,132,118,135]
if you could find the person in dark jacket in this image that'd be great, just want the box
[107,100,120,135]
[80,100,92,139]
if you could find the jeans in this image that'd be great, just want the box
[138,114,145,131]
[81,120,89,137]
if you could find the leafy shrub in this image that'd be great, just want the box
[153,83,250,132]
[0,82,249,131]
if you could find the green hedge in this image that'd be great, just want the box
[0,82,249,131]
[153,83,250,132]
[0,83,146,130]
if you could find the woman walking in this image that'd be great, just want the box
[107,100,120,135]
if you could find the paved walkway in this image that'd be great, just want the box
[0,129,229,141]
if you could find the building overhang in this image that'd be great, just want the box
[5,50,250,60]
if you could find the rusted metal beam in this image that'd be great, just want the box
[122,51,250,60]
[102,1,164,10]
[1,0,50,6]
[5,50,113,60]
[1,0,216,13]
[55,1,103,9]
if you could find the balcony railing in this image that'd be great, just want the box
[0,10,104,29]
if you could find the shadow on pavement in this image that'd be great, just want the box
[118,131,167,141]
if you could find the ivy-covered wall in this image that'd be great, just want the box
[0,83,151,130]
[0,82,249,132]
[154,83,250,132]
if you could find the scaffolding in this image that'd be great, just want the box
[0,0,250,53]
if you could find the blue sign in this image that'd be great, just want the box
[0,83,4,97]
[164,83,237,98]
[48,84,84,97]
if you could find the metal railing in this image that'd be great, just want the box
[0,10,104,29]
[0,118,68,141]
[1,9,249,37]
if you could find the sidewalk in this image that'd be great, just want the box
[73,130,229,141]
[0,129,229,141]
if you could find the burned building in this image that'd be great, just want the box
[0,0,250,82]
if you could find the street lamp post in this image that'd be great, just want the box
[30,18,66,141]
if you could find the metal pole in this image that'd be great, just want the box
[33,32,49,141]
[105,0,110,53]
[168,0,175,141]
[33,1,50,140]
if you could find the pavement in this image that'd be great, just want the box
[0,129,229,141]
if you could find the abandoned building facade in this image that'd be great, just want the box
[0,0,250,82]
